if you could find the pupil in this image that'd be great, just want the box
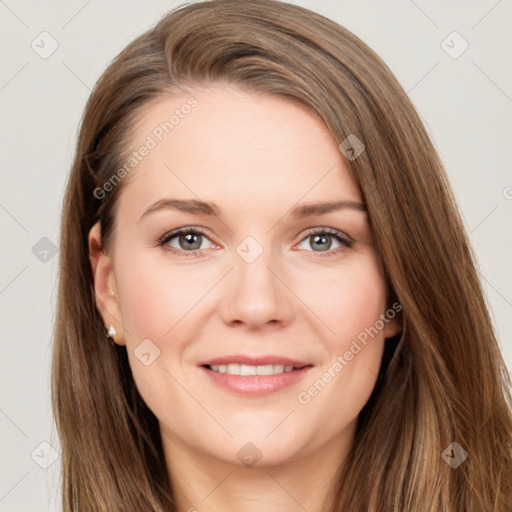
[180,233,201,250]
[311,234,331,251]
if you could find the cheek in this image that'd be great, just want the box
[295,254,388,405]
[294,264,387,437]
[298,256,388,346]
[112,252,205,422]
[114,253,213,340]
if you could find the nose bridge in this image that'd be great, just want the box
[219,234,294,328]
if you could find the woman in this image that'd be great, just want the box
[52,0,512,510]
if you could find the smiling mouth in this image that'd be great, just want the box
[204,363,309,376]
[199,361,313,395]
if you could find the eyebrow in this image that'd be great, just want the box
[139,198,367,221]
[291,199,367,217]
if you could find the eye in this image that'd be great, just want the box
[158,227,216,257]
[296,228,353,256]
[157,226,353,258]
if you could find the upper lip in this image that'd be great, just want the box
[198,355,313,369]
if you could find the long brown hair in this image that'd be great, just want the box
[52,1,512,510]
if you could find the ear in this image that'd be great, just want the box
[88,221,125,346]
[383,303,402,339]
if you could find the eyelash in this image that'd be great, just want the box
[157,226,354,258]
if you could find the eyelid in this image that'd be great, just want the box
[299,226,354,245]
[157,226,216,246]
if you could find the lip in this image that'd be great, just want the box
[198,355,314,396]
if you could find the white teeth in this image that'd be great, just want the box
[227,363,240,374]
[239,365,257,376]
[208,363,296,375]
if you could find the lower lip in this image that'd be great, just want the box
[199,366,313,396]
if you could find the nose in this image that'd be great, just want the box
[218,248,296,330]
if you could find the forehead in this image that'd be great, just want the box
[117,85,362,217]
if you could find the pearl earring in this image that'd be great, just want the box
[106,324,117,344]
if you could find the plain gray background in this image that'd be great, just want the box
[1,0,511,510]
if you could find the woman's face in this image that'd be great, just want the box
[90,85,400,468]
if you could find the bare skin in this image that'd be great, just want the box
[89,85,400,512]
